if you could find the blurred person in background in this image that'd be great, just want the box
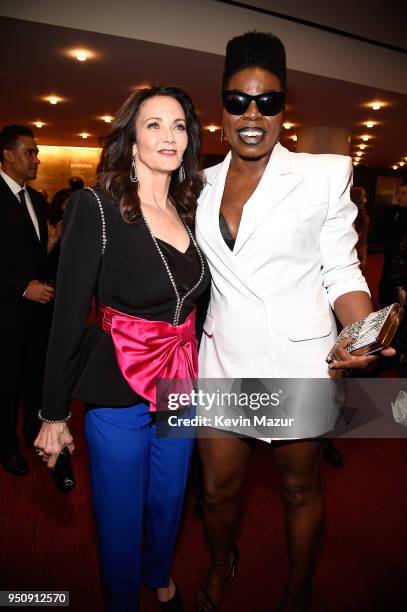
[391,233,407,376]
[68,175,84,191]
[351,185,370,274]
[46,187,72,284]
[379,182,407,306]
[36,187,49,203]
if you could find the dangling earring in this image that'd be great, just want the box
[178,162,185,183]
[130,156,138,183]
[220,128,224,143]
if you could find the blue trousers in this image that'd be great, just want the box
[85,402,193,612]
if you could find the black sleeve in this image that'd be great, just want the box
[0,269,29,301]
[41,190,103,419]
[0,209,30,300]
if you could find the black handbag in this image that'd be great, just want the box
[52,447,75,494]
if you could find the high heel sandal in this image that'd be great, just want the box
[195,544,239,611]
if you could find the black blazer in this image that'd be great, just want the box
[0,175,48,330]
[41,189,210,420]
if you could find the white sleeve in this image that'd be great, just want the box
[320,156,370,308]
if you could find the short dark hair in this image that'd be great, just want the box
[69,176,84,191]
[0,125,34,162]
[223,31,287,91]
[97,85,203,225]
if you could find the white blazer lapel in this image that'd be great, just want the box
[233,143,305,254]
[198,152,234,263]
[197,153,260,296]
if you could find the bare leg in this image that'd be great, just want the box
[196,433,253,610]
[273,439,324,608]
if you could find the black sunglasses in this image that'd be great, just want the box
[222,90,285,116]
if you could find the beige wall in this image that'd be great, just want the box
[30,145,101,200]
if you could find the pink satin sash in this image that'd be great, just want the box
[97,305,197,411]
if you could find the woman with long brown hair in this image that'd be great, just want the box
[35,86,210,611]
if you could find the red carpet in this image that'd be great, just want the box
[1,408,406,611]
[2,254,406,611]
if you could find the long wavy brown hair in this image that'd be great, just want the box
[96,86,203,225]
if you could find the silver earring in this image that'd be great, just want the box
[178,163,185,183]
[130,157,138,183]
[220,129,224,143]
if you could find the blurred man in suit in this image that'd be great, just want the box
[0,125,54,475]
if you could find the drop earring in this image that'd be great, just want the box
[178,162,185,183]
[130,156,138,183]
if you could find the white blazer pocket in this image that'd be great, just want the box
[288,315,332,341]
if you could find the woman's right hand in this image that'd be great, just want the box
[34,422,75,469]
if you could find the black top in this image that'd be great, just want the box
[219,212,235,251]
[41,189,210,419]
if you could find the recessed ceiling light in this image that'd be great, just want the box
[34,121,45,128]
[371,102,382,110]
[361,135,370,142]
[207,126,217,133]
[365,121,375,128]
[392,165,398,169]
[291,135,297,142]
[283,122,293,130]
[47,96,59,105]
[79,132,90,139]
[358,144,367,150]
[67,48,95,62]
[399,161,405,167]
[101,115,113,123]
[353,161,359,165]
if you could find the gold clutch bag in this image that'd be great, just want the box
[326,303,404,363]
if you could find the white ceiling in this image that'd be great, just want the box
[0,16,406,169]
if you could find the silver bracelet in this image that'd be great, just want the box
[38,410,71,424]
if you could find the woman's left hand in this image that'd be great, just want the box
[328,337,396,372]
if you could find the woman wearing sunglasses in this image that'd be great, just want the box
[195,31,393,611]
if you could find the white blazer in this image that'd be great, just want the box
[196,142,370,380]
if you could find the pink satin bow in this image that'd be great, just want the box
[97,305,197,411]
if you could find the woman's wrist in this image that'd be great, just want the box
[38,410,71,424]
